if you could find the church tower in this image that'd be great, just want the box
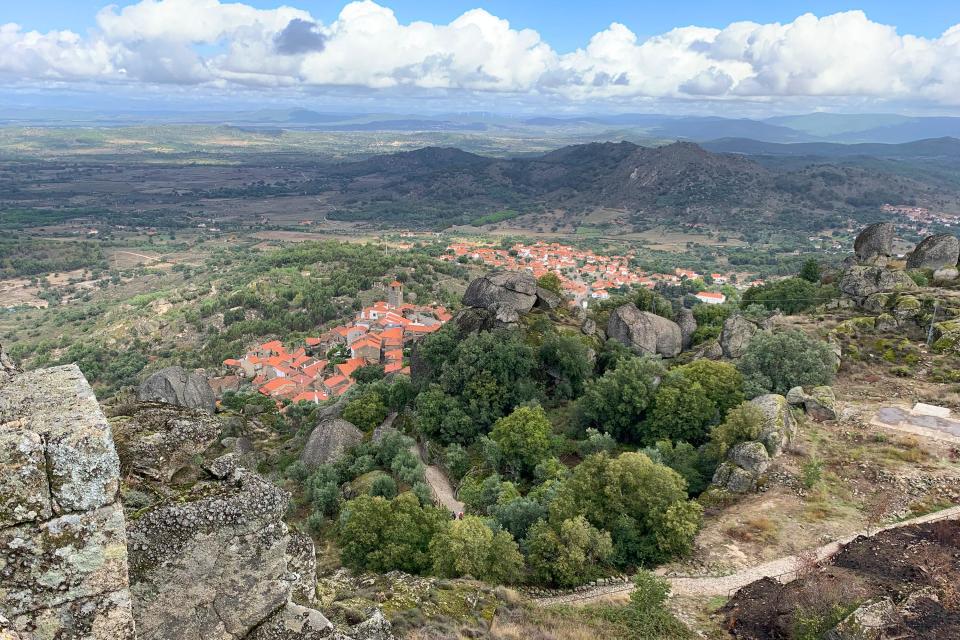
[388,279,403,308]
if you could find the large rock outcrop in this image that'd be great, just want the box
[111,402,222,482]
[461,271,537,316]
[906,233,960,270]
[0,365,136,639]
[720,315,759,359]
[675,308,697,350]
[137,366,216,414]
[853,222,894,265]
[751,393,798,456]
[126,466,332,640]
[712,394,797,494]
[839,266,917,301]
[301,418,364,468]
[607,304,682,358]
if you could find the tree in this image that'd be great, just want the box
[706,401,765,460]
[342,390,388,432]
[675,359,745,419]
[489,497,547,542]
[580,356,665,442]
[438,329,537,431]
[642,440,711,496]
[737,329,836,397]
[799,258,822,284]
[538,332,591,400]
[430,516,523,584]
[370,474,398,499]
[414,385,475,445]
[742,277,820,314]
[338,492,446,574]
[352,363,385,384]
[526,516,614,587]
[644,371,716,445]
[537,272,562,295]
[490,405,553,479]
[549,452,702,566]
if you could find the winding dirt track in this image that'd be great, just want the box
[410,441,465,514]
[534,504,960,606]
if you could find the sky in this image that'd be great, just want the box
[2,0,960,115]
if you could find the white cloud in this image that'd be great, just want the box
[1,2,959,106]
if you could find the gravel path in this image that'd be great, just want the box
[411,443,465,515]
[534,504,960,606]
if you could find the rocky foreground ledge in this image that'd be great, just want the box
[0,354,393,640]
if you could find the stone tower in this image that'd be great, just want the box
[388,279,403,308]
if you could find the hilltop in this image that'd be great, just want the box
[324,141,956,231]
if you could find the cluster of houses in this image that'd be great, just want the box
[215,281,451,405]
[443,241,742,306]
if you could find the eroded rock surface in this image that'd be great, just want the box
[301,418,364,469]
[461,271,537,315]
[839,266,917,300]
[607,303,682,358]
[0,365,135,639]
[906,233,959,270]
[111,402,222,481]
[853,222,894,265]
[137,366,216,414]
[720,315,759,359]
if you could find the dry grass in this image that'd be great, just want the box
[726,517,780,544]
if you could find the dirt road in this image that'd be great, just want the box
[411,442,465,515]
[534,504,960,606]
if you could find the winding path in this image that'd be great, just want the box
[410,441,465,515]
[534,504,960,606]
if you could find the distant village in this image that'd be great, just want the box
[442,241,761,306]
[212,280,451,405]
[210,240,767,407]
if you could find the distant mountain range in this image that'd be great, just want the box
[317,141,959,230]
[3,106,960,145]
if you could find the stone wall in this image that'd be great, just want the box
[0,365,136,639]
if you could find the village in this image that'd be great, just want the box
[213,280,451,405]
[442,240,757,306]
[211,240,763,407]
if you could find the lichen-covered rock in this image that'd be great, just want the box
[691,340,723,360]
[675,308,697,350]
[137,366,216,414]
[607,304,682,358]
[534,286,561,310]
[786,386,808,407]
[853,223,894,265]
[301,418,364,469]
[891,295,922,324]
[0,427,51,529]
[906,233,959,270]
[461,271,537,314]
[203,452,240,479]
[720,315,759,359]
[874,313,897,331]
[931,319,960,355]
[839,266,917,300]
[580,318,597,336]
[750,394,797,456]
[450,307,499,334]
[246,602,333,640]
[287,529,318,605]
[0,364,134,639]
[728,441,771,475]
[712,461,759,494]
[805,386,838,422]
[0,365,121,516]
[111,402,222,482]
[127,469,295,640]
[340,610,395,640]
[824,597,903,640]
[8,590,136,640]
